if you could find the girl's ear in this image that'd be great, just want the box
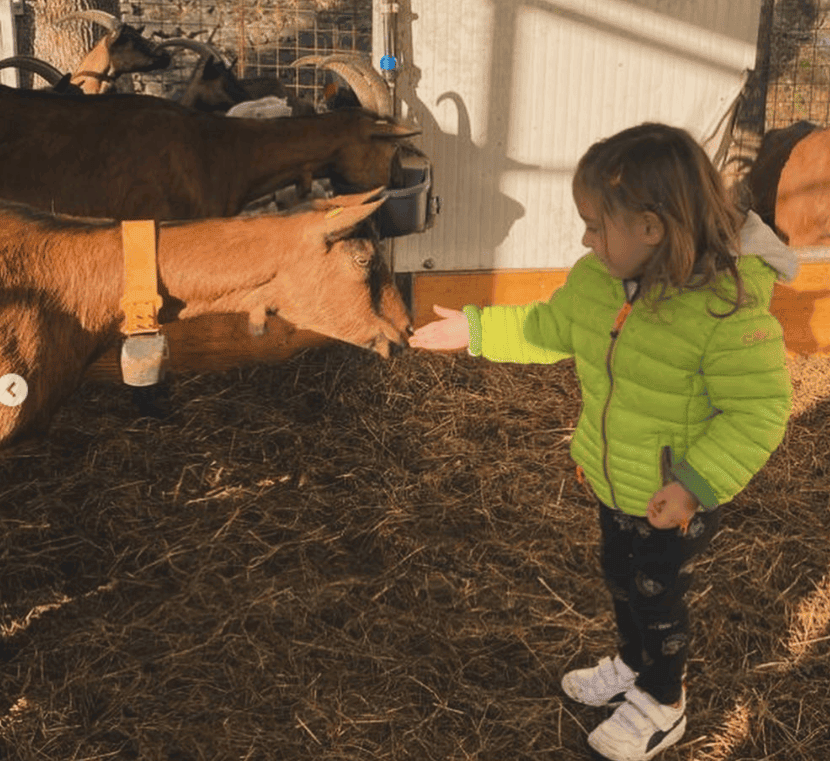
[641,211,665,245]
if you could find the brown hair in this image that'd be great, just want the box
[573,122,752,318]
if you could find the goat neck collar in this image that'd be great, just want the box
[120,220,162,335]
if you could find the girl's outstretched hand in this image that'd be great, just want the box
[408,305,471,351]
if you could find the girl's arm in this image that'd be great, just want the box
[409,255,596,360]
[410,298,574,364]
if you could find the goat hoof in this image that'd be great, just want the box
[249,323,266,337]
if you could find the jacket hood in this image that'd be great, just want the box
[737,210,799,283]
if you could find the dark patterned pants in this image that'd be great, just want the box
[598,500,721,705]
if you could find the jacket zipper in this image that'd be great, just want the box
[601,293,635,510]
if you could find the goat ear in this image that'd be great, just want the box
[371,121,422,139]
[54,72,73,92]
[320,197,385,239]
[326,187,386,208]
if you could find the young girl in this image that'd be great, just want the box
[409,123,794,761]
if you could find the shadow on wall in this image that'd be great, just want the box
[390,0,543,267]
[389,0,771,275]
[399,89,536,265]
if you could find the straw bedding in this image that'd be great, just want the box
[0,345,828,760]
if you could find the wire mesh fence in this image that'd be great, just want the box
[119,0,372,106]
[766,0,830,129]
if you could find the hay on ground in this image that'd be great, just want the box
[0,345,828,760]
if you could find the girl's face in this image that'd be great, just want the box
[574,189,664,280]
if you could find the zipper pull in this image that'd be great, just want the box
[610,301,633,338]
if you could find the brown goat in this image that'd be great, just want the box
[0,189,410,448]
[177,53,255,113]
[165,49,315,116]
[748,120,819,237]
[159,41,377,117]
[0,85,420,219]
[56,10,171,94]
[772,124,830,246]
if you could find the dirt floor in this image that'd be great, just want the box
[0,343,827,761]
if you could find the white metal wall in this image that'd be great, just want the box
[0,0,18,88]
[375,0,762,273]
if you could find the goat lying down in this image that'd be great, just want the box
[0,189,411,448]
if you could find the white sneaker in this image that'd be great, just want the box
[587,685,686,761]
[561,655,638,708]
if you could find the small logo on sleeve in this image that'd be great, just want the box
[741,329,769,345]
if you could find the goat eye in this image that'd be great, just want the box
[354,256,371,267]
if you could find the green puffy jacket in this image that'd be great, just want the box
[462,212,794,517]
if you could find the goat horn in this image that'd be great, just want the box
[327,54,392,117]
[292,54,391,117]
[321,61,379,115]
[0,55,64,85]
[156,38,233,69]
[55,10,122,31]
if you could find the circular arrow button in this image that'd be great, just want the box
[0,374,28,407]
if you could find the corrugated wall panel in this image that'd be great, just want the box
[0,0,17,88]
[376,0,761,273]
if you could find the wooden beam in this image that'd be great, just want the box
[411,270,569,328]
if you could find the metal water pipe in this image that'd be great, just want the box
[380,1,399,117]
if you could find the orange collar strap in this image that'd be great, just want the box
[120,220,163,336]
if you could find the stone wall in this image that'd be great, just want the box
[118,0,372,102]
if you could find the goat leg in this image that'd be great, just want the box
[297,168,314,199]
[247,304,268,336]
